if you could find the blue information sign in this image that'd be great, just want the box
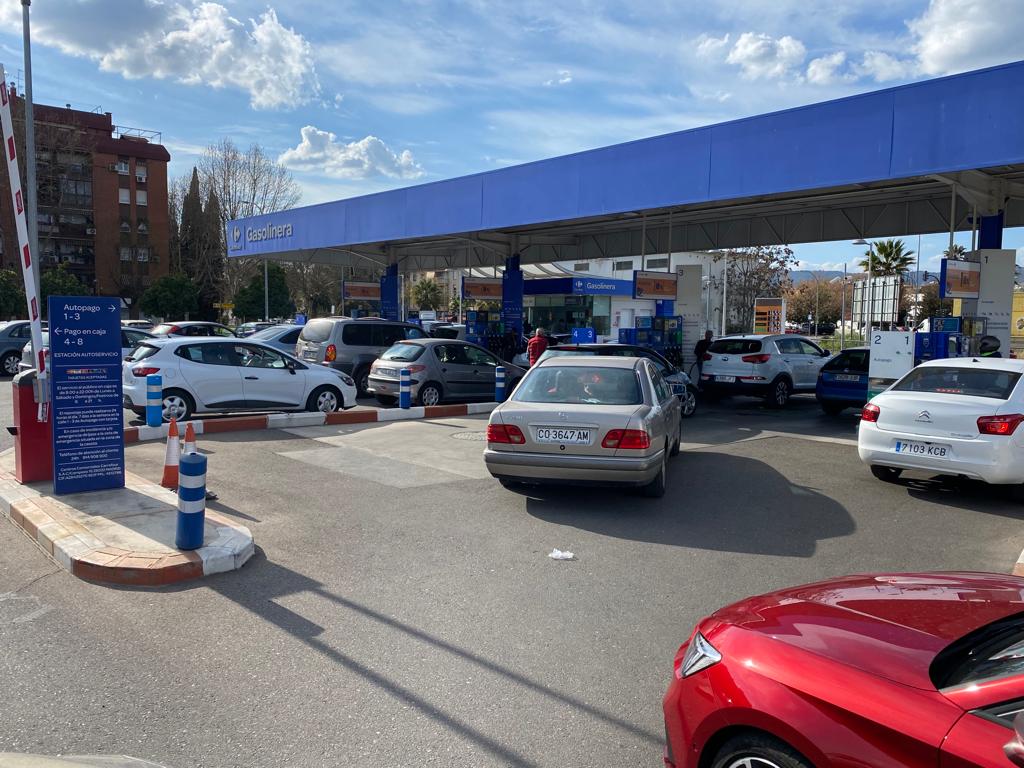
[48,296,125,495]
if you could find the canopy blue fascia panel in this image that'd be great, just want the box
[227,61,1024,258]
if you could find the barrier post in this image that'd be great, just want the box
[146,374,162,427]
[175,453,207,550]
[495,366,506,401]
[399,368,411,409]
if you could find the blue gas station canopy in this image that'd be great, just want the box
[227,61,1024,271]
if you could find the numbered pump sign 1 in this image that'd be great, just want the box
[48,296,126,494]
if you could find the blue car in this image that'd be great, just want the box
[815,347,869,415]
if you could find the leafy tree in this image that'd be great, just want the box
[857,238,915,276]
[717,245,798,333]
[139,274,199,320]
[411,278,444,310]
[178,168,224,321]
[786,277,843,325]
[40,265,87,317]
[233,262,294,320]
[0,269,26,319]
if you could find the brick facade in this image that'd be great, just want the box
[0,91,171,313]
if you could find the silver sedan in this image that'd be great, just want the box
[484,356,682,497]
[368,338,526,406]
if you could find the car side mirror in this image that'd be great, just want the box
[1004,713,1024,767]
[821,350,830,357]
[286,360,297,375]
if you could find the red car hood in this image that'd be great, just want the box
[712,572,1024,690]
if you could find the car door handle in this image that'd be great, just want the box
[244,376,259,380]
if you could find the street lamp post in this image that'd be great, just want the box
[240,200,269,321]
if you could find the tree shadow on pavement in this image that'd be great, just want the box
[196,550,661,767]
[522,451,855,558]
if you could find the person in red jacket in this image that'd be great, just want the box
[527,327,549,366]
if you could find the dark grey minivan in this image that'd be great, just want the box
[295,317,428,395]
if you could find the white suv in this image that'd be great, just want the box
[700,334,831,407]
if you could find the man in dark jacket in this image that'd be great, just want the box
[694,330,714,381]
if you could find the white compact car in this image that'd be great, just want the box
[858,357,1024,491]
[700,334,831,407]
[122,337,357,422]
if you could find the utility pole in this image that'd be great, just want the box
[22,1,38,304]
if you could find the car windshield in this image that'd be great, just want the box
[709,339,763,354]
[932,612,1024,687]
[381,343,424,362]
[129,344,160,362]
[514,366,641,405]
[892,366,1021,400]
[823,349,869,372]
[251,325,289,340]
[431,326,462,339]
[300,318,334,343]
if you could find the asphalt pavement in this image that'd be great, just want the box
[2,394,1023,767]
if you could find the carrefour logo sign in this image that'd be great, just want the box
[245,222,294,243]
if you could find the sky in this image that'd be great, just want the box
[0,0,1022,273]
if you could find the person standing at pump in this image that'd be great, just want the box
[694,329,714,384]
[527,327,549,367]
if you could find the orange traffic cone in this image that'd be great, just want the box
[183,422,197,455]
[161,418,180,489]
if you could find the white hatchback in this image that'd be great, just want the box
[122,337,357,422]
[858,358,1024,490]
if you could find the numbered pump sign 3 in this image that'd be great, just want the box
[48,296,126,494]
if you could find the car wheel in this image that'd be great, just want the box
[1,351,20,377]
[375,394,397,406]
[418,381,443,406]
[680,385,698,418]
[641,445,668,498]
[353,366,371,397]
[161,389,194,423]
[821,401,846,416]
[307,385,342,413]
[712,733,812,768]
[766,377,791,408]
[870,465,903,483]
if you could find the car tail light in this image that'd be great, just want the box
[977,414,1024,436]
[742,353,771,364]
[702,353,712,361]
[676,632,721,679]
[132,366,160,377]
[861,403,880,422]
[602,429,651,449]
[486,423,525,444]
[325,344,337,362]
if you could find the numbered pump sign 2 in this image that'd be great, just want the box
[48,296,126,494]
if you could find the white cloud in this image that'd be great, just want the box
[544,70,573,86]
[856,51,917,82]
[279,126,423,180]
[909,0,1024,76]
[726,32,807,80]
[0,2,317,110]
[806,51,852,85]
[695,33,730,59]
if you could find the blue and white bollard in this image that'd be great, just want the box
[175,453,207,550]
[146,374,163,427]
[495,366,506,401]
[399,368,411,409]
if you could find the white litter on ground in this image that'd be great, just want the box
[548,548,575,561]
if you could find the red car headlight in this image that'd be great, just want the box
[677,632,721,679]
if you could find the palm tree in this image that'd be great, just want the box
[943,243,967,260]
[857,239,915,276]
